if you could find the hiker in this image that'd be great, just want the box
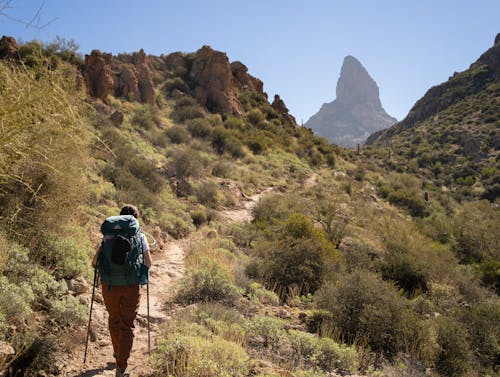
[92,204,152,377]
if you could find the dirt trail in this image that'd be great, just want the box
[59,189,267,376]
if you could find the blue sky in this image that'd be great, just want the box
[2,1,499,123]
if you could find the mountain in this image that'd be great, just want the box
[366,34,500,201]
[1,35,499,377]
[306,55,396,147]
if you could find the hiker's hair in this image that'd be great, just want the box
[120,204,140,219]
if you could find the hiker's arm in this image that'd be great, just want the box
[91,244,100,267]
[144,250,152,268]
[141,233,152,268]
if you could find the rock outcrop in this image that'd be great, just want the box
[189,45,241,115]
[85,50,114,104]
[306,55,396,147]
[113,49,155,106]
[231,61,265,96]
[0,35,19,60]
[136,49,156,106]
[272,94,297,126]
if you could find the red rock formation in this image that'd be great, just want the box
[189,46,241,115]
[115,64,140,101]
[85,50,114,104]
[272,94,297,126]
[231,61,265,97]
[0,36,19,60]
[136,49,156,106]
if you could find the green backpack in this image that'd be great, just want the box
[97,215,148,286]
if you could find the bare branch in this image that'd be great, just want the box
[0,1,58,31]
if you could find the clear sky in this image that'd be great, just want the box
[2,1,499,123]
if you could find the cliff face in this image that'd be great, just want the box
[306,55,396,147]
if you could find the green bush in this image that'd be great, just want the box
[162,77,189,94]
[196,181,223,208]
[479,260,500,293]
[314,271,425,358]
[175,264,240,305]
[171,97,206,122]
[247,316,287,350]
[49,296,86,327]
[187,118,212,139]
[435,317,473,377]
[168,148,204,179]
[131,105,159,129]
[152,333,249,377]
[387,188,429,217]
[166,125,191,144]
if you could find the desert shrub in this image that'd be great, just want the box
[305,310,335,335]
[167,148,204,179]
[152,333,249,377]
[171,97,205,122]
[131,105,159,129]
[381,251,429,296]
[187,117,212,139]
[195,181,223,208]
[0,276,34,328]
[175,264,240,305]
[212,160,233,178]
[314,336,359,372]
[451,200,499,263]
[166,125,191,144]
[314,271,425,358]
[190,209,208,228]
[244,282,279,305]
[124,155,164,192]
[49,296,86,327]
[247,316,287,350]
[258,214,335,300]
[247,109,266,125]
[461,302,500,373]
[162,77,189,94]
[36,234,91,280]
[158,212,195,239]
[387,188,429,217]
[435,317,473,377]
[245,137,266,154]
[479,260,500,293]
[211,126,245,158]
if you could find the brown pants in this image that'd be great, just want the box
[101,282,140,370]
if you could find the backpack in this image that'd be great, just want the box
[97,215,148,286]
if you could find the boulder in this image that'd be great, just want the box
[189,45,241,114]
[85,50,114,104]
[0,35,19,60]
[110,110,124,126]
[67,276,90,295]
[271,94,297,126]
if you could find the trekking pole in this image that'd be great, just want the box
[84,265,98,364]
[147,280,151,354]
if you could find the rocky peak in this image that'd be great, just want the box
[336,55,381,107]
[495,33,500,46]
[306,55,395,146]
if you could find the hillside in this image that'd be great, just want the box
[306,56,396,147]
[0,35,499,377]
[366,34,500,201]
